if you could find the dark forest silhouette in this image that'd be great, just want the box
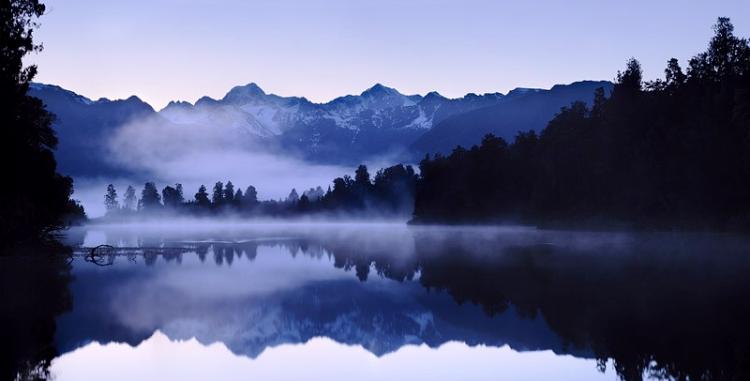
[414,18,750,230]
[0,2,82,379]
[343,231,750,381]
[98,19,750,230]
[0,0,85,248]
[0,244,72,380]
[102,164,417,219]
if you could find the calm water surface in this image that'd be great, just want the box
[4,222,750,380]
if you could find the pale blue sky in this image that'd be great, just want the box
[28,0,750,109]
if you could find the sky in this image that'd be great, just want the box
[27,0,750,109]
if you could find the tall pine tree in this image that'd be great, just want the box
[0,0,84,245]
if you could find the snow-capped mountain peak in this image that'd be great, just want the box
[222,82,267,104]
[152,81,517,154]
[356,83,420,109]
[161,100,193,112]
[28,80,614,175]
[360,83,399,98]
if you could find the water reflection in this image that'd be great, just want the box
[52,332,613,381]
[0,244,72,381]
[42,224,750,379]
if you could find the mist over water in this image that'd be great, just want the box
[7,0,750,379]
[72,114,354,217]
[45,222,750,381]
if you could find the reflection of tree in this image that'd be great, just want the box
[162,251,182,264]
[144,249,159,266]
[196,244,208,262]
[238,242,258,261]
[213,249,223,266]
[224,246,235,265]
[0,244,72,381]
[79,226,750,380]
[321,231,750,381]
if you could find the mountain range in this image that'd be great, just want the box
[29,80,612,177]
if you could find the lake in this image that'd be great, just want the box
[3,222,750,380]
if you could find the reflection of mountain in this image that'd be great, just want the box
[335,229,750,381]
[58,226,750,381]
[29,81,611,177]
[56,240,570,361]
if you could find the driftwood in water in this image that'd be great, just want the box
[85,244,115,266]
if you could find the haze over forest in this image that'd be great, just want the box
[30,79,610,216]
[5,0,750,230]
[14,1,746,220]
[6,2,750,381]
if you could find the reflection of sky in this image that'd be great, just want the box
[60,236,566,358]
[100,246,354,334]
[77,244,351,301]
[56,223,595,376]
[51,332,616,381]
[55,223,750,380]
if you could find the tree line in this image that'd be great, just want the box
[103,164,417,218]
[413,17,750,230]
[1,0,86,248]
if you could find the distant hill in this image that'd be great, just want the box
[410,81,613,156]
[29,80,612,177]
[28,83,155,177]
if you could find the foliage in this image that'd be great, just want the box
[414,18,750,230]
[139,182,161,211]
[122,185,137,210]
[162,184,184,209]
[104,164,417,219]
[104,184,118,214]
[0,0,85,246]
[195,185,210,208]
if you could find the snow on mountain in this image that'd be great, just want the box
[30,83,94,105]
[153,82,508,153]
[30,80,612,171]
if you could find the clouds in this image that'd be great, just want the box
[66,111,350,217]
[69,91,418,217]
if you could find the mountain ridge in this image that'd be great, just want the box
[28,80,613,177]
[412,80,613,155]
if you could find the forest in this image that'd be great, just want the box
[0,0,85,248]
[7,5,750,241]
[101,164,418,219]
[102,18,750,230]
[414,17,750,230]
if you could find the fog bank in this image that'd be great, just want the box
[74,111,358,217]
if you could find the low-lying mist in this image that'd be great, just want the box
[72,111,388,217]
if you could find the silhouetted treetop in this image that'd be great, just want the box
[139,182,161,211]
[123,185,137,211]
[1,0,85,245]
[104,184,119,214]
[212,182,224,206]
[413,17,750,230]
[195,185,210,207]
